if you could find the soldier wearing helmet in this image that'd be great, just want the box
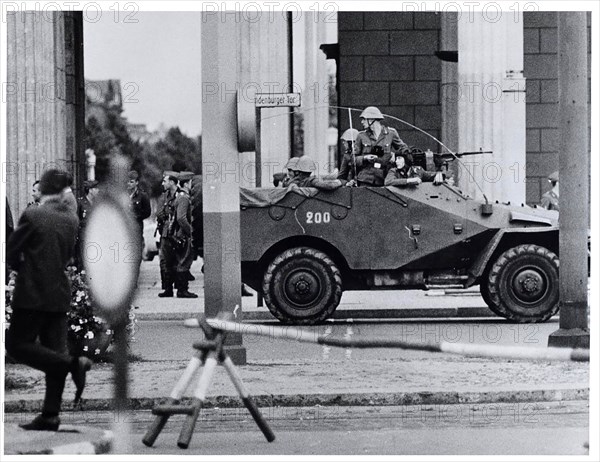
[337,128,359,182]
[288,156,344,191]
[352,106,408,187]
[273,157,299,187]
[540,171,559,211]
[384,151,444,187]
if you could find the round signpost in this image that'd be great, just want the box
[84,188,141,454]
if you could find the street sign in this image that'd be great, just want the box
[255,93,301,108]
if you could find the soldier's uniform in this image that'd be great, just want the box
[156,172,179,297]
[289,156,344,191]
[75,180,99,268]
[540,190,559,211]
[354,126,406,186]
[337,128,359,182]
[127,170,152,247]
[353,107,407,187]
[540,171,559,211]
[384,166,440,187]
[172,172,197,298]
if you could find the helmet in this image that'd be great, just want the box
[548,171,559,182]
[285,157,299,170]
[340,128,359,141]
[359,106,384,120]
[295,156,317,173]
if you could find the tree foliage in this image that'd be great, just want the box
[85,109,201,197]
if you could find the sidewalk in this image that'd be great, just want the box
[133,259,495,321]
[4,259,588,453]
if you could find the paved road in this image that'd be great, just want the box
[130,319,561,362]
[4,401,589,455]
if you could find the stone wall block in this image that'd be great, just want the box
[364,56,413,81]
[339,56,364,81]
[339,31,389,55]
[391,81,439,105]
[338,12,364,31]
[364,12,413,30]
[390,30,438,55]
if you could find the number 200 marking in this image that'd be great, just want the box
[306,212,331,224]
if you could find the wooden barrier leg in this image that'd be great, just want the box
[177,350,219,449]
[142,351,205,447]
[221,355,276,442]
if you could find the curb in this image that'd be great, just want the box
[136,306,496,322]
[4,387,588,413]
[4,426,113,455]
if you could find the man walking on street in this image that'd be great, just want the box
[156,171,179,297]
[6,169,93,431]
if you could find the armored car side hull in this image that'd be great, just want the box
[232,183,559,324]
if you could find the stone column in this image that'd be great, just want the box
[202,11,246,364]
[457,12,526,204]
[303,12,330,175]
[237,14,291,187]
[548,12,590,348]
[6,11,84,218]
[440,12,459,180]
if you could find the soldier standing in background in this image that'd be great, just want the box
[172,172,198,298]
[156,171,179,297]
[127,170,152,251]
[75,180,99,267]
[27,180,42,208]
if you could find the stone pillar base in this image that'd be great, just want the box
[548,328,590,349]
[224,345,247,366]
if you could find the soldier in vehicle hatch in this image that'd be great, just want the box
[350,106,408,187]
[540,171,559,211]
[337,128,359,183]
[289,156,345,191]
[273,157,299,187]
[384,151,445,187]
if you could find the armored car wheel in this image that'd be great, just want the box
[479,281,505,317]
[262,247,342,324]
[486,244,559,323]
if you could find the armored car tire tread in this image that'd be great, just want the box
[486,244,559,323]
[479,281,506,317]
[262,247,342,325]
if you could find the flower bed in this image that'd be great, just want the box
[5,267,137,360]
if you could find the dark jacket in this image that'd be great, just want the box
[540,190,559,211]
[7,198,79,312]
[173,189,192,239]
[384,166,439,187]
[354,126,407,186]
[130,187,151,233]
[290,174,343,191]
[156,190,177,238]
[337,152,356,181]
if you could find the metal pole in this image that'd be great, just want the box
[112,318,131,453]
[255,107,262,187]
[548,12,590,348]
[201,11,246,364]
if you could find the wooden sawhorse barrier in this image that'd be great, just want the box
[142,316,275,449]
